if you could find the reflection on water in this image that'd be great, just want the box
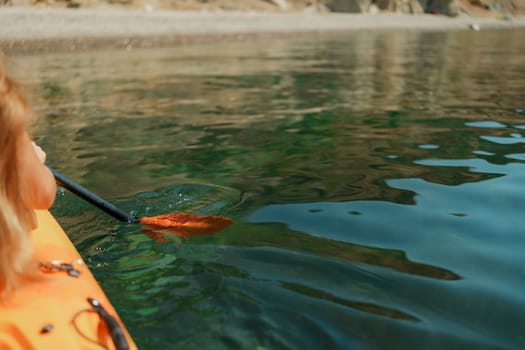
[13,27,525,349]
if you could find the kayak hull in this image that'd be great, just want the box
[0,210,137,350]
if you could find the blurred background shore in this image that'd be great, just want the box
[1,0,525,54]
[3,0,525,17]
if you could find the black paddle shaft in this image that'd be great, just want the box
[49,167,138,224]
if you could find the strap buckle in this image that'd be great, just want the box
[39,259,84,277]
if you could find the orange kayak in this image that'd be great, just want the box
[0,210,138,350]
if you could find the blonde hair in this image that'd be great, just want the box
[0,61,38,298]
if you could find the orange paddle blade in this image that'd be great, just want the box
[139,213,234,236]
[142,228,170,242]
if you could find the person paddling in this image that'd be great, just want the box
[0,61,56,297]
[0,58,136,350]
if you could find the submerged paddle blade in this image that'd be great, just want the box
[139,213,234,236]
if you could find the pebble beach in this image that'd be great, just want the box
[2,7,525,54]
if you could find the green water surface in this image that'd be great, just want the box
[14,27,525,349]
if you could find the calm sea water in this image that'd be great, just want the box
[14,27,525,349]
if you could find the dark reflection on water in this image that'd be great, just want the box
[14,28,525,349]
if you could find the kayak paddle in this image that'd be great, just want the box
[49,167,234,233]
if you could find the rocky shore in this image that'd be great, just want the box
[3,0,525,17]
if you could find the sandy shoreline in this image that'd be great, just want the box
[2,7,525,54]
